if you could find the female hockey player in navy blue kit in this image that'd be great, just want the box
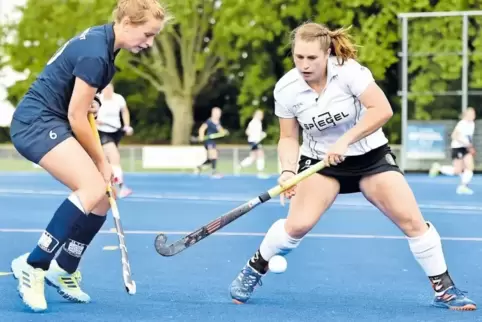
[9,0,169,312]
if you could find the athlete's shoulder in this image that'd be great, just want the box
[247,118,257,127]
[113,93,127,105]
[274,68,304,96]
[334,58,371,77]
[68,25,111,60]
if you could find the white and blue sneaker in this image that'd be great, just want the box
[432,286,476,311]
[11,253,47,312]
[45,259,90,303]
[230,263,263,304]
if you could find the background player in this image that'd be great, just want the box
[194,106,227,178]
[97,83,134,198]
[237,109,268,178]
[429,107,476,195]
[229,22,476,311]
[9,0,168,312]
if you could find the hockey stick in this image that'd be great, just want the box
[154,160,326,257]
[88,113,136,295]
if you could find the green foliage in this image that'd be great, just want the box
[2,0,481,145]
[1,0,116,103]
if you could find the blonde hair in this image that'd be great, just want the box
[290,22,358,65]
[113,0,171,25]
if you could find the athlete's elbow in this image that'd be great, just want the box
[385,107,394,120]
[278,135,298,145]
[379,105,393,122]
[68,110,87,129]
[67,112,79,125]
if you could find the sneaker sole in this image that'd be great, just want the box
[44,278,90,303]
[449,304,477,311]
[13,271,47,312]
[17,289,47,312]
[433,302,477,311]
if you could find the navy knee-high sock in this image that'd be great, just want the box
[56,213,107,274]
[27,194,85,270]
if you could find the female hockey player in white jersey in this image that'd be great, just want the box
[229,22,476,311]
[237,109,268,178]
[429,107,476,195]
[97,83,134,198]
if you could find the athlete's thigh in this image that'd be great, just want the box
[11,114,104,192]
[207,146,218,159]
[39,137,104,192]
[103,141,120,164]
[360,171,426,237]
[285,173,339,238]
[452,158,464,173]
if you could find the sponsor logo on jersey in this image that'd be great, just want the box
[302,111,349,132]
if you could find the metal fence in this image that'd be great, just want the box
[2,117,482,173]
[0,141,478,174]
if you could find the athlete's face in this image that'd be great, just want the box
[465,109,476,121]
[254,110,264,120]
[122,16,165,53]
[293,39,329,84]
[212,108,221,120]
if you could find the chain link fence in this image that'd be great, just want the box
[0,143,404,174]
[2,118,482,174]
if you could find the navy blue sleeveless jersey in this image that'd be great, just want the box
[205,119,220,136]
[13,23,118,123]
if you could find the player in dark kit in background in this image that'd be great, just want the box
[9,0,169,312]
[195,106,227,178]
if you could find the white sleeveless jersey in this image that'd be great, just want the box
[451,120,474,148]
[246,119,263,143]
[97,93,127,133]
[274,57,388,159]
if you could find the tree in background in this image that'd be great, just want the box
[1,0,238,144]
[1,0,481,144]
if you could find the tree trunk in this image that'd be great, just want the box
[166,95,194,145]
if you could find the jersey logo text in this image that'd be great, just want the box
[302,111,349,132]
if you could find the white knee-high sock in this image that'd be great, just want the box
[407,222,454,294]
[461,170,473,185]
[440,166,455,176]
[240,157,254,168]
[248,219,301,274]
[256,158,265,172]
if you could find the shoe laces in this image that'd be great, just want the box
[239,267,262,290]
[448,287,467,297]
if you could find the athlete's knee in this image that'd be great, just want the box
[284,214,316,239]
[394,210,427,237]
[76,176,108,213]
[91,195,111,215]
[260,219,302,258]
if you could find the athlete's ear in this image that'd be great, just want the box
[120,16,132,30]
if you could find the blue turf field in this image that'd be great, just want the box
[1,172,482,321]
